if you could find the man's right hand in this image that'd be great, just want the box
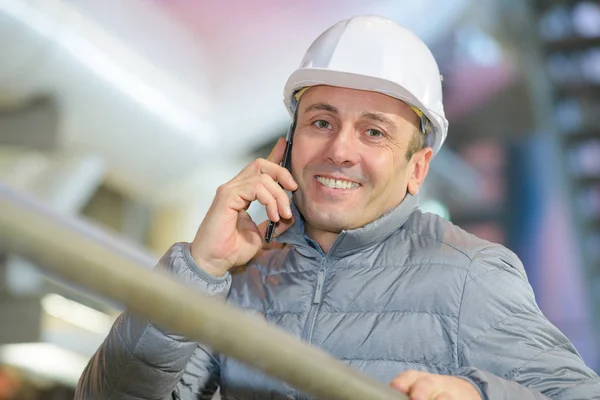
[190,138,298,277]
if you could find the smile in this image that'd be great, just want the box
[316,176,360,190]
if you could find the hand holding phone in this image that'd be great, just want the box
[265,123,294,243]
[190,137,296,277]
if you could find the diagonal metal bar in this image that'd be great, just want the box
[0,181,407,400]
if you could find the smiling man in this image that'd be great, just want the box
[291,86,431,254]
[76,15,600,400]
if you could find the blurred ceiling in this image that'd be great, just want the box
[0,0,474,207]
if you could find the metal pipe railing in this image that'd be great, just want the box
[0,181,407,400]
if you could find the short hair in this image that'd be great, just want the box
[405,128,428,160]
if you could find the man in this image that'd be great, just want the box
[76,15,600,399]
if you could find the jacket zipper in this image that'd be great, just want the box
[306,267,325,342]
[303,257,326,339]
[298,260,327,399]
[313,268,326,304]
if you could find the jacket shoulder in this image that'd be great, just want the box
[402,210,523,274]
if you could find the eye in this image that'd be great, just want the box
[313,120,332,130]
[366,128,384,137]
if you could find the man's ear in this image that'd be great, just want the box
[407,147,433,195]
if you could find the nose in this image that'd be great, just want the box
[323,126,359,167]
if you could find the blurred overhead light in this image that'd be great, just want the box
[572,2,600,38]
[41,293,114,335]
[456,26,503,67]
[0,342,88,387]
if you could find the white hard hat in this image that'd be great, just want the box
[283,15,448,155]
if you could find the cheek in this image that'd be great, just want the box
[362,150,397,183]
[289,146,307,186]
[290,135,317,174]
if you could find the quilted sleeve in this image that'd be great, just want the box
[75,242,231,400]
[453,245,600,399]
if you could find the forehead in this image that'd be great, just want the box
[298,85,414,117]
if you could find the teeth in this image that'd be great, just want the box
[316,176,359,189]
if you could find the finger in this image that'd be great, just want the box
[272,215,294,237]
[266,137,287,165]
[256,158,298,192]
[390,371,429,394]
[237,174,292,221]
[238,158,298,192]
[408,376,439,400]
[254,184,280,222]
[220,173,291,222]
[260,173,292,219]
[252,174,291,221]
[230,180,279,222]
[257,215,295,246]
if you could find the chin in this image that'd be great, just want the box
[294,191,363,230]
[305,208,356,232]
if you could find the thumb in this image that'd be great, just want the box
[390,370,429,393]
[266,137,287,165]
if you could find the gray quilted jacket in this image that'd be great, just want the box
[76,194,600,399]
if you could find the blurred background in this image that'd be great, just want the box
[0,0,599,398]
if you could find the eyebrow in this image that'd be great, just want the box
[303,103,397,130]
[360,112,396,128]
[304,103,338,114]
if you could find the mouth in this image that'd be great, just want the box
[315,176,361,190]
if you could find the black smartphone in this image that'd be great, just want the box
[265,122,295,243]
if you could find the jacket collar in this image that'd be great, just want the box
[275,193,419,258]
